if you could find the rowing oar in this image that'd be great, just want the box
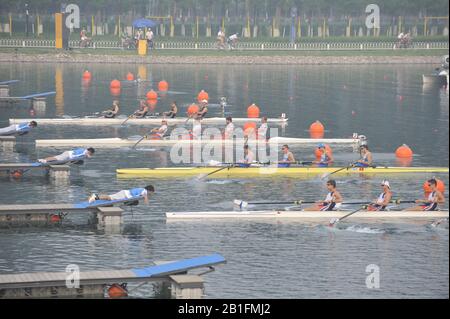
[120,111,138,125]
[131,135,147,149]
[233,199,387,209]
[431,218,449,228]
[329,205,367,227]
[321,162,355,179]
[234,199,315,208]
[197,165,233,180]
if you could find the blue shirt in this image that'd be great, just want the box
[17,123,31,133]
[130,188,146,197]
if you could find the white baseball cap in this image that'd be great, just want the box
[381,180,390,188]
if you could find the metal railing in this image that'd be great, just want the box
[0,38,448,51]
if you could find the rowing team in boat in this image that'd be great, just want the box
[235,143,372,168]
[304,178,445,212]
[141,116,269,140]
[101,100,179,119]
[85,178,445,212]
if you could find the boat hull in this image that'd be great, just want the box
[35,136,360,148]
[116,166,449,178]
[10,117,287,126]
[166,210,449,220]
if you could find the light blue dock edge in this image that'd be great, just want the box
[132,253,226,278]
[73,195,143,209]
[20,91,56,99]
[0,80,20,85]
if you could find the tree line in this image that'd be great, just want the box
[0,0,448,19]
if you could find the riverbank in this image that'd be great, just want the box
[0,48,447,65]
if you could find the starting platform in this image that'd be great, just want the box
[0,90,55,113]
[0,136,15,151]
[0,197,144,228]
[0,253,226,298]
[0,163,70,180]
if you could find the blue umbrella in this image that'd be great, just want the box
[132,18,158,29]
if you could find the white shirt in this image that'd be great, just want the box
[244,151,254,163]
[224,123,234,139]
[258,123,268,139]
[192,121,202,140]
[155,124,168,137]
[229,34,238,40]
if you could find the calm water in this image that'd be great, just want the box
[0,63,448,298]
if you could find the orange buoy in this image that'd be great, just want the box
[110,88,121,96]
[243,121,257,132]
[247,104,260,118]
[396,157,413,167]
[395,144,413,158]
[110,79,121,89]
[126,72,134,81]
[310,131,325,139]
[423,179,445,196]
[187,103,199,115]
[146,90,158,100]
[309,121,325,134]
[82,70,91,80]
[50,214,62,223]
[11,170,23,178]
[314,144,333,159]
[147,99,157,110]
[108,284,128,298]
[197,90,209,102]
[158,80,169,91]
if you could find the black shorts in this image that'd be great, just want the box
[319,202,336,211]
[421,202,438,211]
[368,204,386,211]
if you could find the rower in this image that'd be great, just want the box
[148,120,168,139]
[103,100,120,118]
[303,179,343,211]
[38,147,95,164]
[407,179,446,211]
[314,143,334,167]
[195,100,208,120]
[224,117,234,139]
[278,144,296,168]
[367,180,392,211]
[88,185,154,205]
[133,100,149,118]
[0,121,37,136]
[237,145,254,167]
[191,119,202,140]
[354,145,373,167]
[163,101,178,118]
[258,117,268,140]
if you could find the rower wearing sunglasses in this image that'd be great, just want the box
[354,145,373,167]
[407,179,445,211]
[278,144,296,168]
[367,180,392,211]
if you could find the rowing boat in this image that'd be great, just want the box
[9,116,287,126]
[116,166,449,178]
[35,136,362,148]
[165,210,449,219]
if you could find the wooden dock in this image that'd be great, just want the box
[0,203,124,228]
[0,163,70,180]
[0,253,226,298]
[0,136,15,151]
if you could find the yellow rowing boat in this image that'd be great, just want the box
[116,166,449,178]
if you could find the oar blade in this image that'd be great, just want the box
[233,199,248,208]
[329,218,339,227]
